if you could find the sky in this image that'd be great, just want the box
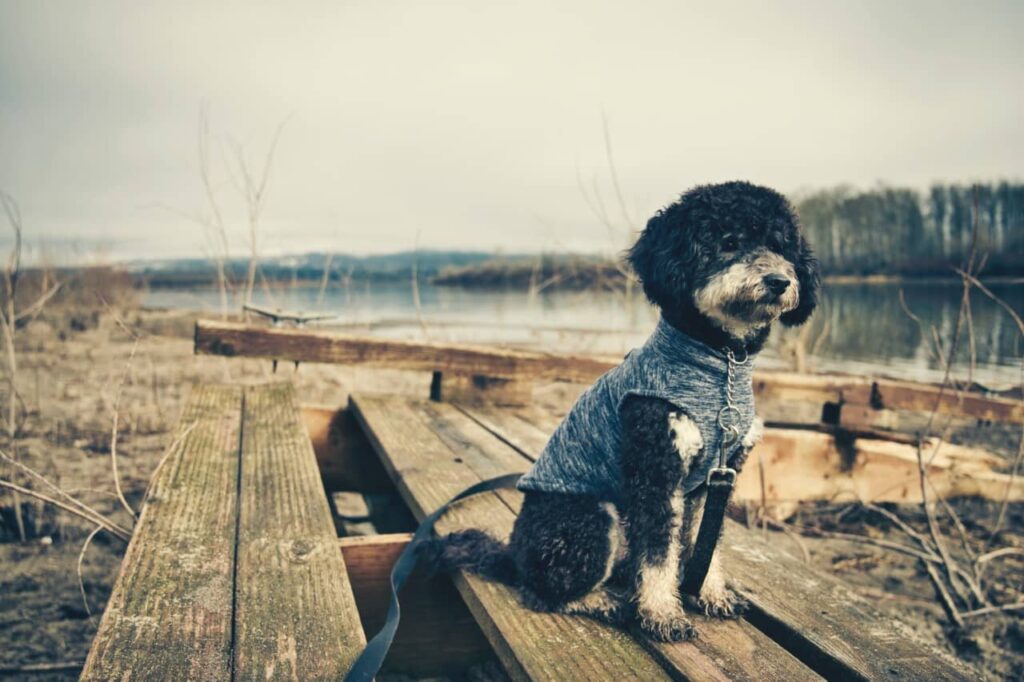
[0,0,1021,262]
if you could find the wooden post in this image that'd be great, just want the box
[429,371,534,406]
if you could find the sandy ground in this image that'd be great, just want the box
[0,308,1021,680]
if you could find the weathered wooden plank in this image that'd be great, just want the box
[458,401,972,680]
[461,405,1022,509]
[423,400,821,682]
[760,372,1023,425]
[234,383,365,680]
[81,385,243,682]
[338,533,494,675]
[457,403,559,458]
[350,393,674,681]
[733,428,1024,507]
[196,319,617,383]
[301,405,395,493]
[197,320,1023,425]
[721,524,970,681]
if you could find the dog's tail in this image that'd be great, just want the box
[420,529,518,585]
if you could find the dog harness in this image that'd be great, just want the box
[517,317,756,502]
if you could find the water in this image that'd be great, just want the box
[144,280,1024,388]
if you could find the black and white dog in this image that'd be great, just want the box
[428,181,820,642]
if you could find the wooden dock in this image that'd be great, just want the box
[77,320,987,679]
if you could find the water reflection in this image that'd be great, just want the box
[145,280,1023,387]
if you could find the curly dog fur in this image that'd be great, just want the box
[426,181,820,642]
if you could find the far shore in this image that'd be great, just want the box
[135,272,1024,291]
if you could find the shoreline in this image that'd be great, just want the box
[136,272,1023,291]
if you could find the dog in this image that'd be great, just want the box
[426,181,820,642]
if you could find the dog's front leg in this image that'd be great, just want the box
[681,417,762,617]
[620,396,701,642]
[682,491,747,617]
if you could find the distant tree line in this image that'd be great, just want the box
[794,182,1024,276]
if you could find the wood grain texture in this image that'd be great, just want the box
[81,385,243,682]
[435,371,535,406]
[338,534,494,675]
[301,406,394,493]
[350,393,674,681]
[457,401,972,681]
[196,319,617,383]
[720,524,971,681]
[234,383,365,680]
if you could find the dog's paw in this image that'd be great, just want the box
[561,587,627,625]
[636,608,698,642]
[697,586,748,619]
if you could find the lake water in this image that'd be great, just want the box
[144,280,1023,388]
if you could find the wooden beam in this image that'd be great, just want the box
[233,383,366,680]
[759,371,1024,425]
[197,319,1023,425]
[733,428,1024,515]
[458,403,1024,514]
[431,371,535,406]
[81,385,243,681]
[301,405,396,493]
[195,319,617,383]
[338,533,495,675]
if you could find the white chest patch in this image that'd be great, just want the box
[667,411,703,462]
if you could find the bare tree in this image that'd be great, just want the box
[575,113,640,319]
[197,104,233,320]
[225,120,287,312]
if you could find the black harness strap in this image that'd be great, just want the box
[680,467,736,596]
[344,468,735,680]
[344,473,522,682]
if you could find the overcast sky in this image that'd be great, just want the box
[1,1,1021,262]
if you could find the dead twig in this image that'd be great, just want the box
[77,524,104,624]
[960,602,1024,619]
[0,479,130,542]
[976,546,1024,565]
[0,661,84,676]
[0,449,131,540]
[110,339,140,520]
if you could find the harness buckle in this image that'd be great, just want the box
[706,466,737,487]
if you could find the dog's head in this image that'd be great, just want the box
[628,181,820,342]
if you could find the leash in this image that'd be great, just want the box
[344,473,522,682]
[681,347,747,596]
[347,350,747,678]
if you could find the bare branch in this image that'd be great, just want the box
[960,602,1024,619]
[13,280,62,323]
[0,479,131,542]
[77,525,104,623]
[110,339,141,520]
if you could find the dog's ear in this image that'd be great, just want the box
[780,234,820,327]
[627,211,695,309]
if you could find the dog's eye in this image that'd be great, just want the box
[722,236,739,252]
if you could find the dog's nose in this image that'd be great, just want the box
[763,274,790,296]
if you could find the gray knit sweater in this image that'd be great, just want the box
[516,318,755,503]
